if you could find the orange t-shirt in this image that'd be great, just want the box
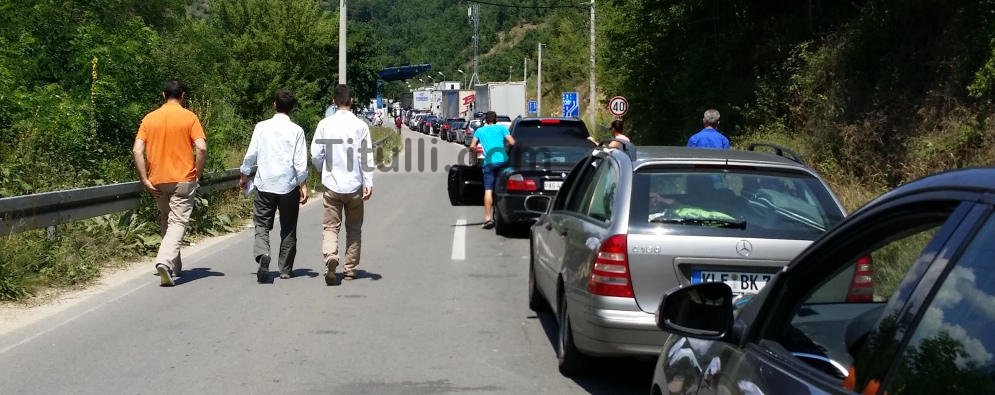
[135,102,207,185]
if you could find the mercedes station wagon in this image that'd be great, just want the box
[525,145,847,375]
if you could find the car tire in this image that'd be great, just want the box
[529,242,550,312]
[557,295,589,376]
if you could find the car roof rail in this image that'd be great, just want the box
[747,143,807,166]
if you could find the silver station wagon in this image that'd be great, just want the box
[525,145,847,376]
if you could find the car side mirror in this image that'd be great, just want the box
[523,195,552,214]
[657,282,734,340]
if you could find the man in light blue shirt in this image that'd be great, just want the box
[239,89,309,283]
[687,108,730,149]
[470,111,516,229]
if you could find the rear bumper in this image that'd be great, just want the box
[495,193,546,224]
[569,294,667,357]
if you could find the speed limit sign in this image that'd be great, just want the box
[608,96,628,116]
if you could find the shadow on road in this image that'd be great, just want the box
[291,268,320,278]
[173,267,225,285]
[529,311,656,395]
[336,269,382,281]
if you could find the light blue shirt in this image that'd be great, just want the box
[473,124,510,165]
[240,113,308,194]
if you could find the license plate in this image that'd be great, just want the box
[544,181,563,191]
[691,270,772,295]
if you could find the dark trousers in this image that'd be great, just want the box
[253,186,300,274]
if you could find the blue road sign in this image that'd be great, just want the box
[528,100,538,114]
[562,92,579,118]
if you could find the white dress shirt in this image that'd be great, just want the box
[310,109,374,194]
[240,113,308,195]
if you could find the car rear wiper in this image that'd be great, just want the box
[650,217,747,229]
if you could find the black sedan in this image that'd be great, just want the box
[652,167,995,395]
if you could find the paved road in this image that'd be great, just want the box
[0,126,653,394]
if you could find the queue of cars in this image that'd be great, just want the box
[447,117,995,394]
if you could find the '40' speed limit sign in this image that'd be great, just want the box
[608,96,628,116]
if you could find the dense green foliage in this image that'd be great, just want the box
[0,0,382,196]
[599,0,995,189]
[0,0,386,300]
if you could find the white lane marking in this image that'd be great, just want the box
[452,218,467,261]
[0,281,148,355]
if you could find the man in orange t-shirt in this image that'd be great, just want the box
[132,80,208,287]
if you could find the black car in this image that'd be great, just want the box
[652,167,995,395]
[442,118,465,143]
[419,115,440,136]
[496,118,594,235]
[448,118,594,236]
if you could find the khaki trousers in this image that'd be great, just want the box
[153,181,197,271]
[322,189,364,274]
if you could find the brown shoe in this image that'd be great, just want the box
[324,272,341,286]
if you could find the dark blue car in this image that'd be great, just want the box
[652,167,995,394]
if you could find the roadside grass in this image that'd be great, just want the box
[371,125,403,165]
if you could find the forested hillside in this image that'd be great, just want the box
[599,0,995,193]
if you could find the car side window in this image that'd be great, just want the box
[882,213,995,394]
[564,158,602,213]
[771,204,965,385]
[585,160,618,222]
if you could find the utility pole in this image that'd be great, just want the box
[469,3,480,87]
[338,0,347,84]
[537,43,543,117]
[524,57,528,83]
[589,0,596,128]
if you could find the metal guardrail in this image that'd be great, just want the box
[0,136,392,235]
[0,168,242,235]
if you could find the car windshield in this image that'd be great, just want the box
[512,122,590,141]
[630,168,844,239]
[509,143,593,168]
[497,116,511,122]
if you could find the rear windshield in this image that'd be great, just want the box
[509,144,593,169]
[629,168,844,239]
[512,122,590,142]
[497,116,512,122]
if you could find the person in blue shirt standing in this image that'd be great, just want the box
[470,111,516,229]
[687,108,730,149]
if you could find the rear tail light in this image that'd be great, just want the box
[506,174,538,192]
[539,119,561,125]
[846,256,874,303]
[588,235,635,298]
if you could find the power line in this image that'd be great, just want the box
[465,0,586,10]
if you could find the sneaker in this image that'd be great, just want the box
[482,219,495,229]
[280,272,292,279]
[324,272,341,286]
[343,271,358,280]
[257,255,271,283]
[156,264,174,287]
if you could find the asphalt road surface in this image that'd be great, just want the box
[0,126,653,394]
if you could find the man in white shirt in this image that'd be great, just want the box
[239,89,309,283]
[310,84,374,286]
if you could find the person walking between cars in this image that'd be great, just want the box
[311,84,374,286]
[132,80,207,287]
[470,111,516,229]
[239,89,309,283]
[687,108,730,149]
[394,114,403,134]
